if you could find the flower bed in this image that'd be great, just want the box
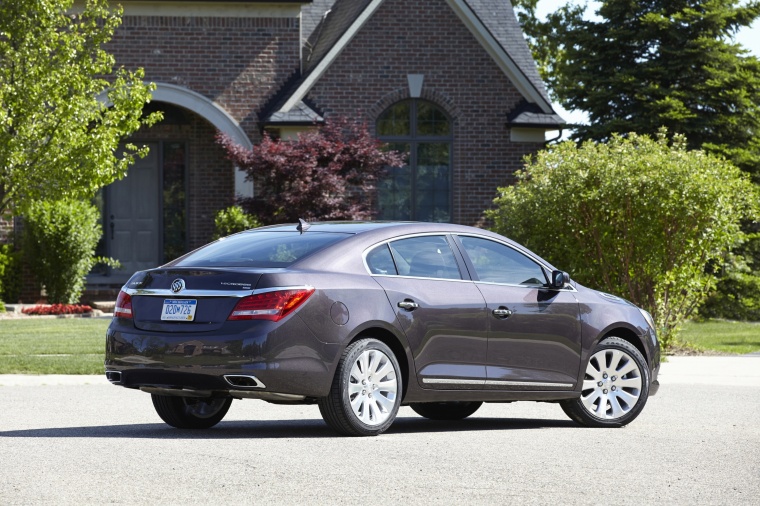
[22,304,93,316]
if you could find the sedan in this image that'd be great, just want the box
[105,221,660,436]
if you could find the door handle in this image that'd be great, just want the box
[398,299,419,311]
[110,214,115,240]
[492,307,513,319]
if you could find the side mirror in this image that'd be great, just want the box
[550,270,570,289]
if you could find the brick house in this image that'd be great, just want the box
[63,0,564,294]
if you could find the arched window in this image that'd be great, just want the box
[376,100,452,222]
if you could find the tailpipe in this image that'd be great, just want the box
[105,371,122,384]
[223,375,265,389]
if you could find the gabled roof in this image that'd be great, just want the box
[266,0,563,127]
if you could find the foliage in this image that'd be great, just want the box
[0,243,21,303]
[0,318,108,374]
[218,117,406,224]
[23,199,114,304]
[488,131,759,348]
[213,205,260,240]
[701,233,760,321]
[22,304,93,315]
[0,0,161,216]
[513,0,760,179]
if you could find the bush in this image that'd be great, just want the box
[0,243,22,304]
[701,233,760,321]
[213,205,260,240]
[23,199,107,304]
[218,117,405,224]
[488,131,759,348]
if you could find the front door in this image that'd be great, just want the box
[106,143,161,281]
[454,235,582,389]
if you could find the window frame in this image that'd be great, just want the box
[376,99,453,222]
[362,233,470,282]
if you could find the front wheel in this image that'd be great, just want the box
[318,338,402,436]
[560,336,650,428]
[410,401,483,420]
[151,394,232,429]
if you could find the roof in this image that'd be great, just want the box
[462,0,552,106]
[266,0,564,127]
[507,99,564,127]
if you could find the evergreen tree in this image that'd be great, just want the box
[515,0,760,178]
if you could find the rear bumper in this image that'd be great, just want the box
[105,316,341,398]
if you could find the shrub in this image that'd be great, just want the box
[488,131,759,348]
[701,233,760,321]
[218,117,405,224]
[213,205,260,240]
[0,243,22,304]
[23,199,109,304]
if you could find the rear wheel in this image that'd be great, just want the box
[318,338,402,436]
[151,394,232,429]
[410,401,483,420]
[560,337,650,428]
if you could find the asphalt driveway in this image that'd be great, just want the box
[1,356,758,505]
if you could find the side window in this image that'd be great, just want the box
[459,236,546,286]
[366,244,398,275]
[388,236,461,280]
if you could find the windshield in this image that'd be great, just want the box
[173,231,350,268]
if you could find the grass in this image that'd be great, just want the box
[0,317,757,375]
[678,319,760,355]
[0,318,109,374]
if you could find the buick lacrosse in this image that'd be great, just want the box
[105,221,660,436]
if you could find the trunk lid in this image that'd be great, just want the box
[125,268,263,332]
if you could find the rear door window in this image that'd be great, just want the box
[388,236,462,280]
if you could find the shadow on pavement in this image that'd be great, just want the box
[0,416,575,440]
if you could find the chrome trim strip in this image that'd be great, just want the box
[124,288,250,297]
[484,380,574,388]
[422,378,574,388]
[422,378,484,385]
[371,274,475,283]
[123,285,314,298]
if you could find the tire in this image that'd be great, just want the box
[318,338,402,436]
[560,336,650,428]
[151,394,232,429]
[410,401,483,420]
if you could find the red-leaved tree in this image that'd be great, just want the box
[217,117,405,224]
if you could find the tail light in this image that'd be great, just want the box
[228,288,315,322]
[114,290,133,319]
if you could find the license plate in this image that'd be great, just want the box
[161,299,197,321]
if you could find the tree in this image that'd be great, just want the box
[513,0,760,178]
[0,0,159,216]
[488,131,759,348]
[218,117,405,224]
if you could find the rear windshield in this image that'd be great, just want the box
[173,231,350,268]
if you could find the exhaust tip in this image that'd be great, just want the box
[105,371,122,384]
[224,374,265,389]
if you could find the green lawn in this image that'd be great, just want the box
[0,318,109,374]
[0,317,757,375]
[678,320,760,355]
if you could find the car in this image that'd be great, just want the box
[105,221,660,436]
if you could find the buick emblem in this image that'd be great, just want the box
[170,279,185,293]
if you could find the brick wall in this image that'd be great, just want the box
[305,0,544,226]
[107,14,302,247]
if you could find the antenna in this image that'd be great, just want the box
[297,218,311,234]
